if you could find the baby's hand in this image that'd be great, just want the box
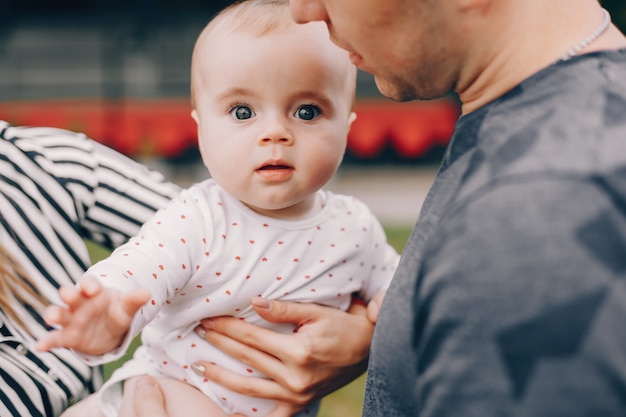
[36,275,150,355]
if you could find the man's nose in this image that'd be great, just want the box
[289,0,328,24]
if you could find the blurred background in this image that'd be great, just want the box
[0,0,478,228]
[3,0,621,226]
[0,1,623,169]
[2,1,626,415]
[1,1,624,224]
[0,0,461,169]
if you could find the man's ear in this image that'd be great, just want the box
[191,109,199,124]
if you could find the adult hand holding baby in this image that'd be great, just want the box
[191,297,376,416]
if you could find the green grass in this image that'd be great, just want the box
[88,224,413,417]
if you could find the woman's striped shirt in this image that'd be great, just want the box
[0,121,180,416]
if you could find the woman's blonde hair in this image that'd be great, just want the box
[0,244,48,333]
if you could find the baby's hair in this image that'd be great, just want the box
[191,0,296,109]
[190,0,356,110]
[213,0,293,37]
[0,244,48,334]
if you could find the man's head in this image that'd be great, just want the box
[288,0,466,102]
[288,0,624,114]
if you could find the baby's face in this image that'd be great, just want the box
[192,21,355,219]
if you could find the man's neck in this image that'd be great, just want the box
[455,1,625,115]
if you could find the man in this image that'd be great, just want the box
[283,0,626,416]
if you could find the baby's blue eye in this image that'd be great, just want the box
[296,105,321,121]
[231,105,255,120]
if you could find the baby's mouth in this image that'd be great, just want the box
[256,163,294,182]
[259,164,291,170]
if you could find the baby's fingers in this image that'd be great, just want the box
[56,277,103,312]
[57,285,83,309]
[38,304,83,351]
[120,289,151,316]
[35,329,66,352]
[100,289,149,337]
[78,275,103,297]
[42,304,71,327]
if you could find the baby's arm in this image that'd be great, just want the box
[36,275,150,355]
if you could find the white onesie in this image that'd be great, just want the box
[82,179,399,416]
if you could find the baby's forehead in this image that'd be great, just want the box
[194,19,335,73]
[204,3,294,40]
[191,8,355,100]
[197,25,352,72]
[194,16,294,66]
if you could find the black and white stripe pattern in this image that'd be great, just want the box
[0,121,180,416]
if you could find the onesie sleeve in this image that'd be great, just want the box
[78,187,212,364]
[359,210,400,302]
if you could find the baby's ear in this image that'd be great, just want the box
[191,110,200,124]
[348,111,357,127]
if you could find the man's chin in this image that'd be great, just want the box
[374,76,417,102]
[375,75,447,103]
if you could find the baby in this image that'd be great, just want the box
[37,1,399,416]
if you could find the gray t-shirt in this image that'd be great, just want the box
[364,49,626,416]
